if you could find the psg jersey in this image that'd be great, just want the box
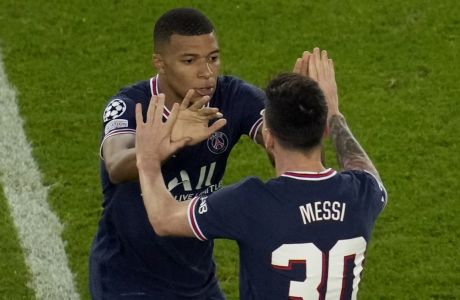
[90,75,265,298]
[188,169,387,300]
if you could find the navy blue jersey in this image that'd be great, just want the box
[188,169,387,300]
[90,75,265,299]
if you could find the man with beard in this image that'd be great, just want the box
[135,48,387,300]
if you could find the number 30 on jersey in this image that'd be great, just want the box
[272,237,366,300]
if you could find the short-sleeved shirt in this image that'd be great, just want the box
[90,75,265,298]
[188,169,387,300]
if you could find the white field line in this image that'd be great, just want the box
[0,52,80,299]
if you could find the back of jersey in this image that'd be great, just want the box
[189,169,387,300]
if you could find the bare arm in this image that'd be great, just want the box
[102,134,138,184]
[103,91,226,184]
[136,94,195,237]
[307,47,381,181]
[137,162,192,237]
[293,51,327,165]
[328,114,381,182]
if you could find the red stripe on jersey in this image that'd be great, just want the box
[187,197,207,241]
[282,168,337,181]
[150,75,159,96]
[151,75,171,120]
[162,106,170,120]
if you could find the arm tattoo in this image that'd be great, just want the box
[329,114,381,181]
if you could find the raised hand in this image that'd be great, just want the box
[292,51,311,77]
[171,90,227,145]
[135,94,190,167]
[307,48,340,122]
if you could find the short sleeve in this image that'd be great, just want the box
[363,171,388,219]
[238,83,265,142]
[187,178,257,241]
[100,96,136,158]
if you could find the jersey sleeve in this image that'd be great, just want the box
[99,96,136,159]
[361,171,388,219]
[237,82,266,142]
[187,178,257,241]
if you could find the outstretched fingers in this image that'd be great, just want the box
[180,90,195,109]
[329,59,335,79]
[146,95,159,124]
[293,58,303,74]
[198,107,223,120]
[190,95,211,110]
[308,49,318,81]
[321,50,328,77]
[300,51,310,76]
[293,51,311,77]
[314,48,323,79]
[169,102,192,150]
[135,103,144,126]
[208,118,227,134]
[166,102,180,132]
[154,94,165,125]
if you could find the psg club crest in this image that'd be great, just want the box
[207,131,228,154]
[103,99,127,122]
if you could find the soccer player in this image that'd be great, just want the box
[135,48,387,299]
[89,8,267,299]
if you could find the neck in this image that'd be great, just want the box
[273,145,325,176]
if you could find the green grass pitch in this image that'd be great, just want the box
[0,0,459,299]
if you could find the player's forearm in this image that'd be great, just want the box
[105,148,139,183]
[106,148,175,184]
[328,114,381,181]
[138,162,178,236]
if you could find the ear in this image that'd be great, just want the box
[153,53,165,74]
[264,129,275,151]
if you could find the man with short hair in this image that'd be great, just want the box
[135,48,387,299]
[89,7,267,299]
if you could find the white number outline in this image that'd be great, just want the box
[271,237,367,300]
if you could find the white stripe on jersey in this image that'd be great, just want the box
[363,170,388,207]
[99,129,136,160]
[249,117,263,143]
[150,74,171,120]
[282,169,337,181]
[187,197,207,241]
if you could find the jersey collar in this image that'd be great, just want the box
[150,74,171,119]
[281,168,337,181]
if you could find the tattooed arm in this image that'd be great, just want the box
[307,48,381,181]
[328,114,381,182]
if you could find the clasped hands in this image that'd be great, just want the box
[171,90,227,146]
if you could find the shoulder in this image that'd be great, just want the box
[339,170,383,186]
[114,79,152,102]
[102,79,151,114]
[339,170,387,205]
[216,76,265,99]
[208,176,264,202]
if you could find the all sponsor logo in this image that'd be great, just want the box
[207,131,228,154]
[104,119,129,135]
[103,99,127,122]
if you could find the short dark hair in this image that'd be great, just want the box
[265,73,328,151]
[153,8,214,51]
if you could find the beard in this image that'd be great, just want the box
[265,149,275,168]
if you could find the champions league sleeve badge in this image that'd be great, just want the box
[103,99,127,122]
[207,132,229,154]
